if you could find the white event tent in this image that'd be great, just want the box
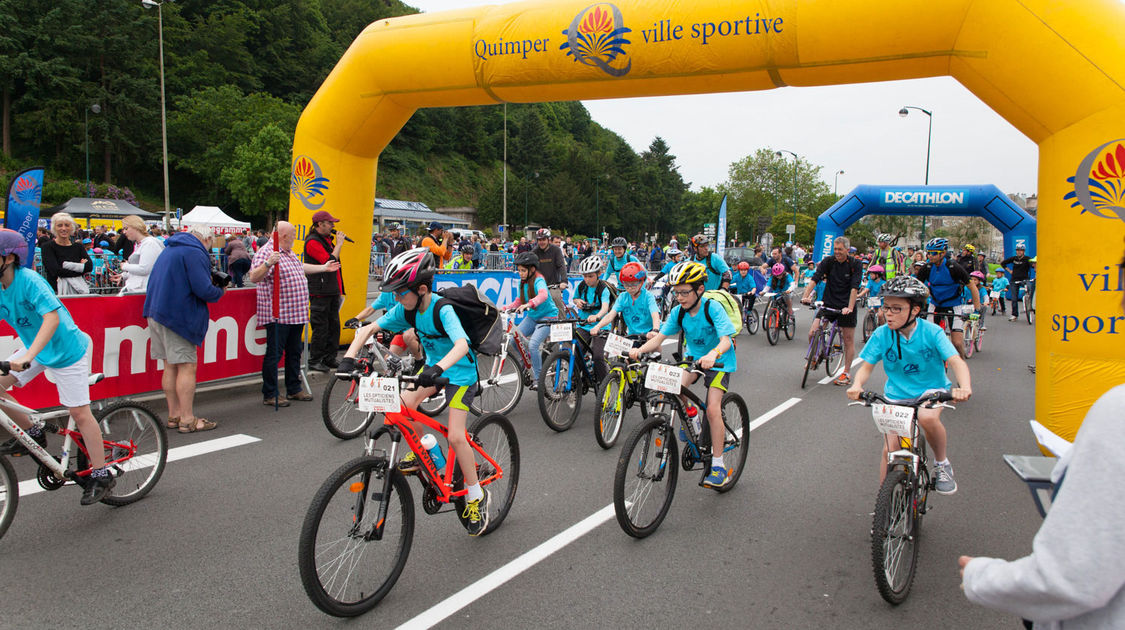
[178,206,251,234]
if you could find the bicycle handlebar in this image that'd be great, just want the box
[850,390,954,408]
[0,361,28,375]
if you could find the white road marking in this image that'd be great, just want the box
[396,395,807,629]
[15,434,260,498]
[818,357,863,385]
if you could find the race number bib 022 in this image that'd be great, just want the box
[604,333,634,358]
[871,404,914,435]
[358,376,400,413]
[645,363,684,394]
[550,323,573,343]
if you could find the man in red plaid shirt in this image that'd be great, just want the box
[248,221,339,406]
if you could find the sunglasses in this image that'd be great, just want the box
[394,288,412,298]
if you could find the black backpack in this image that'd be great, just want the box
[404,285,502,356]
[579,279,618,310]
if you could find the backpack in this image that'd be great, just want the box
[404,285,502,356]
[677,289,743,336]
[697,253,722,278]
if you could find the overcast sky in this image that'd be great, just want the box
[406,1,1040,197]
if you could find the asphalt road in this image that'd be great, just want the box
[0,306,1041,629]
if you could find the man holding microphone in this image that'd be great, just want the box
[304,210,347,372]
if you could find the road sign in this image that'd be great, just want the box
[498,224,505,233]
[786,224,796,234]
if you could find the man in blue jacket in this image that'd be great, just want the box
[143,226,225,433]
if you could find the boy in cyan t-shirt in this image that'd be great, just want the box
[0,229,114,505]
[990,269,1009,314]
[847,275,972,495]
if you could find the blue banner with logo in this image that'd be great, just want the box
[4,167,45,269]
[716,194,728,257]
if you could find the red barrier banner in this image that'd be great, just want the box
[0,288,266,409]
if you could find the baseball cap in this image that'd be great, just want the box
[428,221,444,231]
[388,223,401,231]
[311,210,340,223]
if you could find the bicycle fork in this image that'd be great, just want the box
[359,436,399,542]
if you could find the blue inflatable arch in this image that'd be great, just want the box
[813,185,1037,262]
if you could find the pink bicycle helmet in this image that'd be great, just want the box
[771,262,786,277]
[0,228,28,261]
[381,247,437,292]
[970,270,986,281]
[868,264,885,274]
[620,261,647,284]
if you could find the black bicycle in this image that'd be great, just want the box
[538,320,603,432]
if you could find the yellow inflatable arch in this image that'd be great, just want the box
[288,0,1125,440]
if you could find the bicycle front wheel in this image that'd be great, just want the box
[745,307,759,335]
[97,402,167,506]
[298,457,414,617]
[714,393,750,492]
[321,376,376,440]
[0,456,17,540]
[863,312,877,342]
[801,333,820,389]
[613,416,678,538]
[871,468,920,605]
[1025,294,1035,324]
[826,330,845,377]
[470,348,524,416]
[783,310,796,340]
[454,413,520,535]
[765,306,780,346]
[538,349,581,432]
[963,321,976,359]
[594,370,626,450]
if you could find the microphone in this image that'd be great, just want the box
[331,229,354,243]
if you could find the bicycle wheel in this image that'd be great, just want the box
[1025,293,1034,324]
[863,311,877,342]
[765,306,780,346]
[594,369,627,450]
[613,416,678,538]
[321,376,377,440]
[714,393,750,493]
[745,308,759,335]
[96,402,167,506]
[975,326,985,353]
[0,456,17,540]
[470,348,524,416]
[801,331,820,389]
[299,457,414,617]
[784,310,796,340]
[538,349,581,432]
[871,468,920,605]
[963,321,976,359]
[453,413,520,535]
[825,330,845,377]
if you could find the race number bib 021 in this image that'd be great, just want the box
[550,323,573,343]
[604,333,634,358]
[645,363,684,394]
[358,376,399,413]
[871,404,914,435]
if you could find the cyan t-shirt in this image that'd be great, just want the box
[731,272,756,295]
[369,291,397,313]
[660,298,737,372]
[660,260,679,276]
[866,278,886,297]
[377,301,476,387]
[573,282,611,331]
[858,318,958,401]
[991,277,1010,293]
[695,253,731,291]
[520,274,559,321]
[603,253,640,281]
[613,290,659,335]
[0,267,88,368]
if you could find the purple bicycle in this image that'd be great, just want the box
[801,302,846,389]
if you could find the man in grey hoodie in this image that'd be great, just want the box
[959,250,1125,629]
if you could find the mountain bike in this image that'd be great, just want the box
[763,291,796,346]
[849,389,955,605]
[298,372,519,617]
[537,320,602,432]
[740,293,760,335]
[0,364,167,540]
[594,338,656,449]
[1021,278,1036,324]
[862,296,883,342]
[612,360,750,538]
[801,303,846,388]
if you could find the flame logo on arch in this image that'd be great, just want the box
[291,155,330,211]
[13,176,41,203]
[1064,140,1125,223]
[561,4,632,77]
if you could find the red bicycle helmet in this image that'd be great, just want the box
[737,261,750,271]
[620,261,646,284]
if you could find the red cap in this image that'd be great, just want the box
[311,210,340,223]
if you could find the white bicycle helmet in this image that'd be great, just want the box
[578,255,604,274]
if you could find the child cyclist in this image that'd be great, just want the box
[502,251,559,387]
[344,290,422,362]
[766,262,796,320]
[967,270,988,329]
[858,264,887,325]
[336,248,491,535]
[590,260,660,353]
[629,261,736,489]
[846,275,972,494]
[445,244,475,270]
[989,268,1009,314]
[571,255,613,384]
[0,229,114,505]
[602,236,639,285]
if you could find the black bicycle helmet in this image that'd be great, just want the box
[610,237,627,248]
[459,244,474,255]
[514,251,539,268]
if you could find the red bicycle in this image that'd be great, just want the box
[298,373,520,617]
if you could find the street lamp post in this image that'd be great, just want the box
[142,0,170,227]
[898,105,933,243]
[595,173,608,241]
[84,103,101,194]
[834,169,845,196]
[776,149,798,240]
[524,171,538,228]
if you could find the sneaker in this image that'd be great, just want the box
[934,461,958,495]
[703,465,729,489]
[80,471,116,506]
[1009,316,1018,322]
[397,451,420,474]
[463,489,491,536]
[834,372,852,386]
[0,431,47,457]
[307,362,330,373]
[527,381,538,392]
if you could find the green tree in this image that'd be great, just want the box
[725,148,832,245]
[221,123,291,227]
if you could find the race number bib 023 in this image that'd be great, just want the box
[645,363,684,394]
[550,323,573,343]
[604,333,634,358]
[358,376,400,413]
[871,404,914,435]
